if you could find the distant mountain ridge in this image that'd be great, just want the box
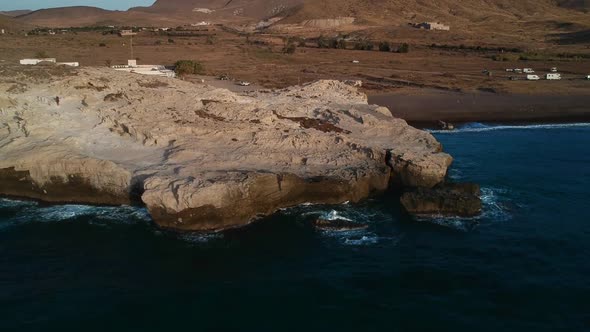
[6,0,590,28]
[0,10,33,17]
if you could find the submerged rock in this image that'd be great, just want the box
[0,65,452,231]
[312,218,369,232]
[437,120,455,131]
[400,183,482,217]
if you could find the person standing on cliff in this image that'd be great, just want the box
[55,96,60,106]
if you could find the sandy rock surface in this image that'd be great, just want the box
[0,65,451,231]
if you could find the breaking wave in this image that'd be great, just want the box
[282,203,402,247]
[429,122,590,134]
[0,198,152,230]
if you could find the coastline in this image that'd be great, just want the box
[368,90,590,128]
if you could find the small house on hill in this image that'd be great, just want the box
[119,30,137,37]
[414,22,450,31]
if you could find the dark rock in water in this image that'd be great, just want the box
[400,182,482,217]
[312,218,369,232]
[437,120,455,131]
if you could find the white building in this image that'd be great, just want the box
[20,58,57,65]
[112,60,176,78]
[20,58,78,66]
[57,62,80,67]
[119,30,137,37]
[415,22,450,31]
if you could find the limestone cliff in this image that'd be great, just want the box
[0,65,451,231]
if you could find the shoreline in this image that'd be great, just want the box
[368,90,590,128]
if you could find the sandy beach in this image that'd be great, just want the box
[369,89,590,127]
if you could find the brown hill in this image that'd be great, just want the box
[281,0,586,24]
[10,0,590,34]
[558,0,590,10]
[16,6,113,27]
[14,6,188,27]
[144,0,304,19]
[0,13,32,31]
[0,10,32,17]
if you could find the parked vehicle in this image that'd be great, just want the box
[526,75,540,81]
[550,67,558,73]
[586,75,590,80]
[514,68,523,74]
[545,73,561,80]
[506,68,514,72]
[523,68,535,74]
[237,81,251,86]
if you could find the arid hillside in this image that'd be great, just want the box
[0,13,31,31]
[8,0,590,29]
[280,0,588,26]
[557,0,590,10]
[15,6,114,27]
[0,10,32,17]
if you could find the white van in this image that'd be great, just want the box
[526,75,540,80]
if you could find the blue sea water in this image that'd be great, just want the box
[1,123,590,331]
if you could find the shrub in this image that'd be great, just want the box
[354,40,374,51]
[379,41,391,52]
[492,54,518,61]
[154,40,162,45]
[99,43,107,47]
[317,35,329,48]
[168,38,175,44]
[205,35,216,45]
[398,43,410,53]
[283,43,297,54]
[35,51,49,58]
[174,60,203,76]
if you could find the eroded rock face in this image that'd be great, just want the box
[388,149,453,189]
[400,183,482,217]
[0,65,452,231]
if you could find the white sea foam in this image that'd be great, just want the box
[429,122,590,134]
[1,200,152,230]
[178,232,223,244]
[324,210,354,222]
[343,235,380,246]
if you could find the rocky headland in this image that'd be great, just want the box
[0,65,454,231]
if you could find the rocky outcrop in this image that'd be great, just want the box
[388,148,453,189]
[0,65,452,231]
[400,183,482,217]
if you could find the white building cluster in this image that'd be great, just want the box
[111,60,176,78]
[19,58,79,66]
